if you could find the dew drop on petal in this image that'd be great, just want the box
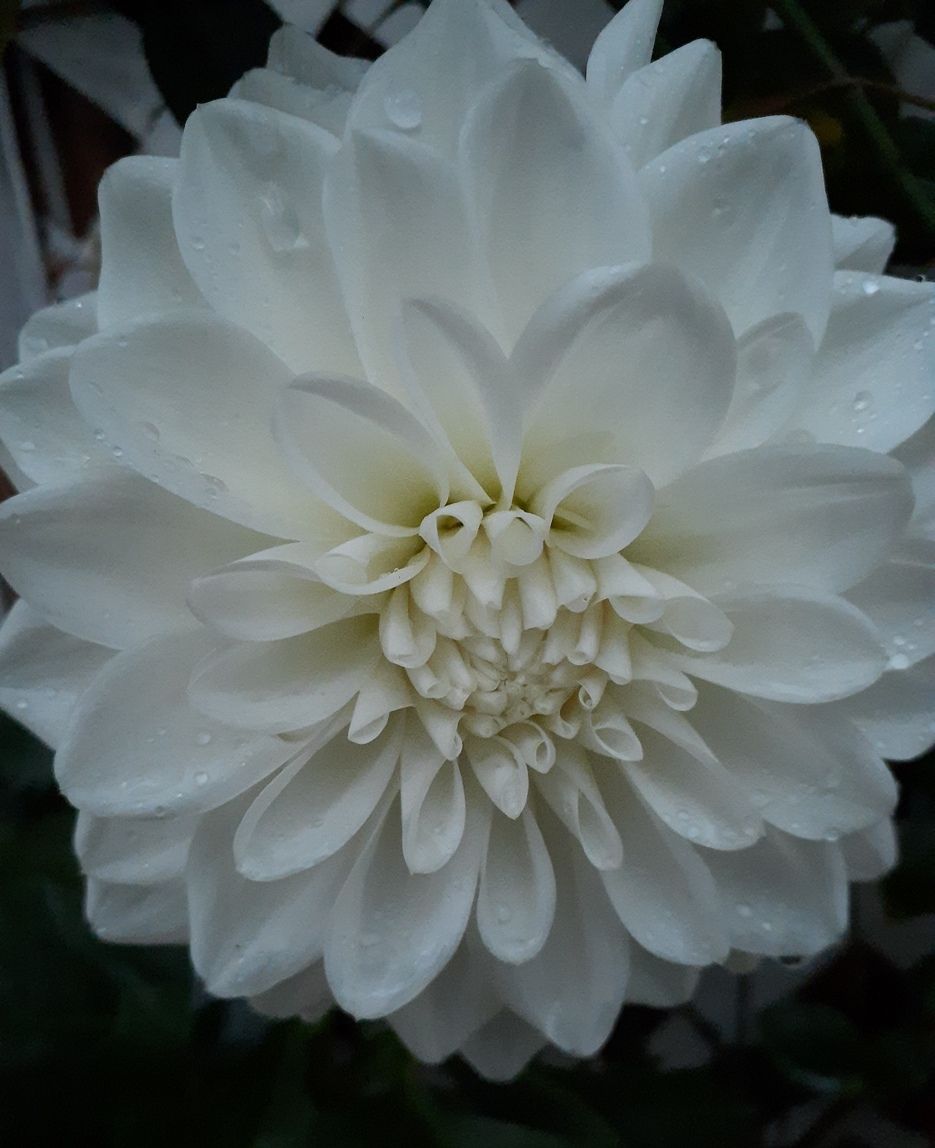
[383,89,423,131]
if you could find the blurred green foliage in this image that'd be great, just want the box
[2,1,935,1144]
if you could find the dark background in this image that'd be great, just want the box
[1,2,934,1145]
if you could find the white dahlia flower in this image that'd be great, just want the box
[0,0,933,1080]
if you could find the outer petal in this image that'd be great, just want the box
[825,655,935,762]
[627,944,700,1007]
[641,117,833,342]
[476,806,556,963]
[0,601,111,748]
[893,419,935,540]
[459,1011,546,1082]
[840,821,897,882]
[18,293,96,362]
[639,445,914,596]
[0,349,111,485]
[706,313,814,456]
[324,789,488,1018]
[795,272,935,452]
[496,821,630,1056]
[345,0,566,158]
[275,375,449,535]
[388,938,499,1064]
[516,264,736,494]
[674,588,886,703]
[249,962,332,1023]
[189,616,381,733]
[690,685,897,841]
[831,214,895,273]
[586,0,663,106]
[0,472,271,648]
[265,24,368,91]
[233,718,403,879]
[86,879,188,945]
[70,313,330,538]
[600,772,730,966]
[173,99,359,376]
[461,60,650,345]
[323,129,487,398]
[846,543,935,669]
[97,156,202,330]
[75,810,196,886]
[188,795,360,998]
[704,830,848,958]
[55,631,299,817]
[609,40,722,169]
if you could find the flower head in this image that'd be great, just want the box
[0,0,933,1079]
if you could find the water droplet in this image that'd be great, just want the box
[259,183,310,254]
[141,422,160,442]
[194,770,209,787]
[888,652,910,670]
[495,902,512,924]
[195,730,213,747]
[384,89,423,131]
[15,699,28,711]
[852,390,872,413]
[736,902,753,918]
[191,235,206,251]
[111,446,124,459]
[862,279,880,296]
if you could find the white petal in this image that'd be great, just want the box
[0,601,111,748]
[234,718,402,880]
[599,771,730,965]
[639,444,913,596]
[825,655,935,762]
[18,293,96,362]
[86,879,188,945]
[56,631,299,817]
[610,39,722,169]
[689,685,897,841]
[893,418,935,539]
[706,313,814,456]
[0,349,109,484]
[625,726,762,851]
[75,810,196,886]
[400,728,466,874]
[232,68,355,137]
[459,1011,546,1082]
[477,807,556,963]
[70,313,328,538]
[346,0,564,158]
[831,214,895,273]
[465,735,529,819]
[324,789,487,1018]
[516,264,736,494]
[674,588,886,703]
[189,616,380,733]
[587,0,663,105]
[388,939,499,1064]
[530,464,654,560]
[249,961,333,1023]
[188,794,360,997]
[174,98,359,376]
[266,24,368,91]
[189,540,356,642]
[840,820,897,882]
[627,944,700,1007]
[796,272,934,452]
[462,60,649,344]
[97,156,202,330]
[0,472,271,648]
[535,743,623,869]
[315,533,429,596]
[324,128,486,397]
[275,375,448,535]
[496,822,629,1056]
[642,117,833,342]
[704,830,848,957]
[846,545,935,669]
[398,298,518,502]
